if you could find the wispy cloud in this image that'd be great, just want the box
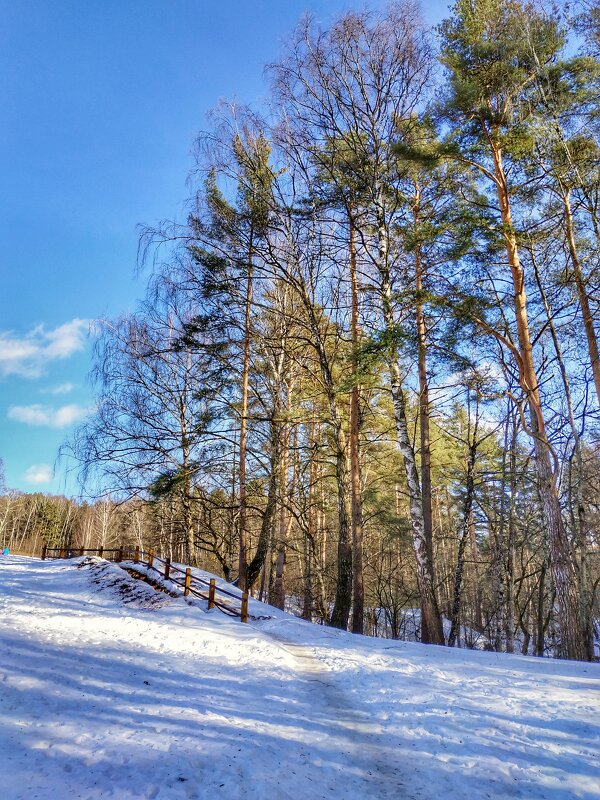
[8,403,91,428]
[41,382,76,396]
[24,464,53,484]
[0,319,89,378]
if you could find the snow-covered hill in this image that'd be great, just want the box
[0,555,598,800]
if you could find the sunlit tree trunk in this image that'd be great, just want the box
[448,402,478,648]
[414,189,435,578]
[562,188,600,406]
[376,193,444,645]
[491,141,586,660]
[237,249,253,590]
[348,205,365,634]
[531,247,595,660]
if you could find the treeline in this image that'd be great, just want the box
[66,0,599,659]
[0,492,139,555]
[0,492,231,573]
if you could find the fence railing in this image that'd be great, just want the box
[42,545,249,623]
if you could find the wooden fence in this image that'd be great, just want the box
[42,545,249,623]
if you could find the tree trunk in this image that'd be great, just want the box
[490,407,510,651]
[376,192,444,645]
[491,142,587,660]
[505,414,517,654]
[563,189,600,406]
[316,429,329,623]
[349,205,365,634]
[181,489,194,566]
[302,532,313,621]
[390,371,445,644]
[448,441,477,648]
[303,420,318,621]
[414,192,435,577]
[329,423,353,629]
[237,248,253,590]
[246,417,280,591]
[535,557,547,657]
[469,512,483,633]
[531,243,595,660]
[271,418,288,609]
[300,290,352,630]
[273,409,296,610]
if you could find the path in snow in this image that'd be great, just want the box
[267,632,407,797]
[251,611,600,800]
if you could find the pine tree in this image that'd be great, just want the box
[201,123,274,589]
[439,0,589,660]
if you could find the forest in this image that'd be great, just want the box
[4,0,599,661]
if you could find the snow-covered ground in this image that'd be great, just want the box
[0,555,598,800]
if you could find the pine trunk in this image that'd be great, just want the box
[271,420,288,610]
[246,417,280,591]
[505,417,517,654]
[329,425,353,630]
[492,144,587,660]
[414,195,435,575]
[532,242,596,660]
[237,252,253,590]
[273,412,296,610]
[563,190,600,406]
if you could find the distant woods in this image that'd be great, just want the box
[9,0,598,659]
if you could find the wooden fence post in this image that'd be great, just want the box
[98,546,104,559]
[241,592,249,623]
[208,578,216,609]
[184,568,191,596]
[59,547,65,559]
[164,558,171,580]
[79,548,84,557]
[117,547,123,563]
[148,549,154,570]
[134,546,139,564]
[41,544,47,561]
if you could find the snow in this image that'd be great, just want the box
[0,555,598,800]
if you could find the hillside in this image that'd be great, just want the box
[0,555,598,800]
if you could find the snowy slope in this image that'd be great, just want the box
[0,555,598,800]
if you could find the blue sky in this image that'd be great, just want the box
[0,0,449,496]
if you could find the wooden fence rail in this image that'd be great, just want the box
[42,545,249,623]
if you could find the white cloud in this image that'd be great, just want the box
[8,403,91,428]
[24,464,53,484]
[0,319,89,378]
[42,382,76,396]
